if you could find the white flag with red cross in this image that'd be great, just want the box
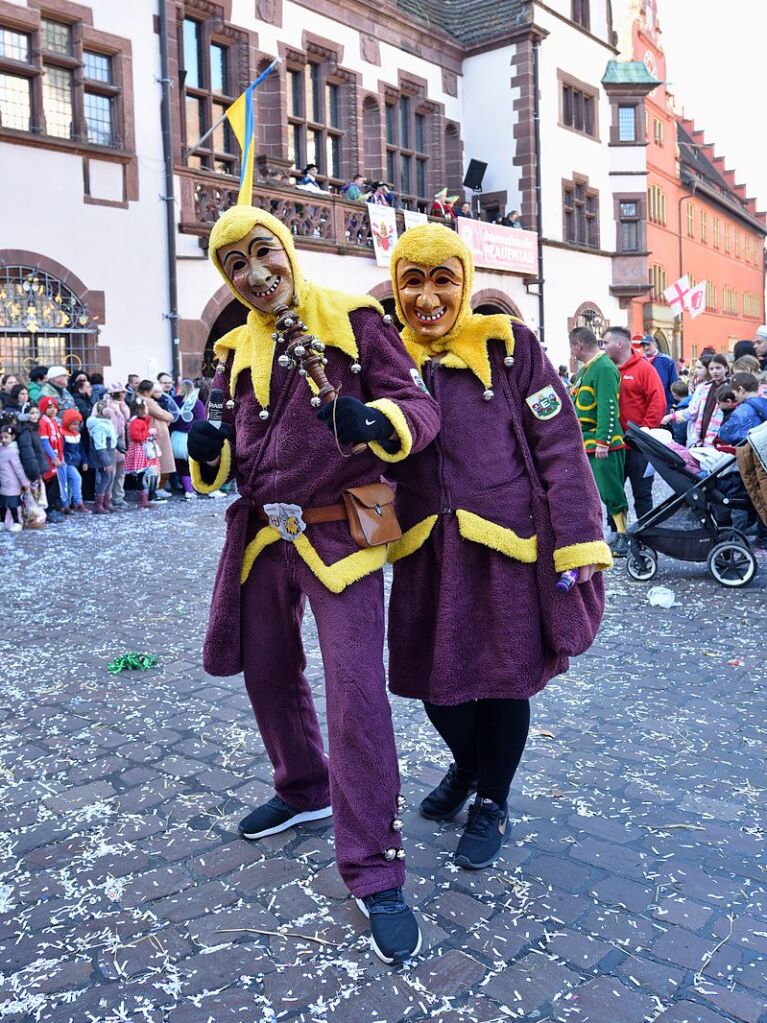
[687,281,707,319]
[663,275,691,317]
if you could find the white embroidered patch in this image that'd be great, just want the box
[525,385,562,421]
[410,367,430,394]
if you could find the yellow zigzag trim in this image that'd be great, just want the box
[240,526,281,584]
[366,398,414,463]
[190,440,232,494]
[456,509,537,563]
[387,515,439,564]
[554,540,613,573]
[293,534,386,593]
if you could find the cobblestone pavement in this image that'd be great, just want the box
[1,498,765,1023]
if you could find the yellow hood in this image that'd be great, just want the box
[209,206,382,406]
[390,223,516,389]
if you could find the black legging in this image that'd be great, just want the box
[423,698,530,807]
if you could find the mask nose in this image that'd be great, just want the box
[247,261,270,288]
[416,286,438,313]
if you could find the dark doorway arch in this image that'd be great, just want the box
[202,300,248,377]
[653,329,670,354]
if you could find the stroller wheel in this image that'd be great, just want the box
[717,528,750,547]
[707,541,758,588]
[626,545,658,582]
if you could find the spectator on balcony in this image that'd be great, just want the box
[366,181,391,206]
[455,201,473,219]
[431,188,457,220]
[340,174,365,201]
[508,210,522,229]
[296,163,325,193]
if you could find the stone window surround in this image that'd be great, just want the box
[562,172,600,251]
[380,70,445,207]
[0,0,137,202]
[557,68,600,142]
[608,96,647,146]
[613,192,647,255]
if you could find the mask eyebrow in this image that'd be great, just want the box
[222,249,247,266]
[247,236,277,255]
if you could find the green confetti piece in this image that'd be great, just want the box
[107,652,159,674]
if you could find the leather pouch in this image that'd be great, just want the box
[342,482,402,547]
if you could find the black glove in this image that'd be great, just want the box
[187,420,230,462]
[317,396,399,450]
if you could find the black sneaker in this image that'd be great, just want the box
[238,795,332,839]
[355,888,422,964]
[454,796,509,869]
[420,763,478,820]
[610,534,629,558]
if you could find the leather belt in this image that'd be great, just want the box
[257,502,347,524]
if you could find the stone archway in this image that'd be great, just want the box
[178,284,242,379]
[653,329,670,354]
[567,300,609,339]
[471,289,524,320]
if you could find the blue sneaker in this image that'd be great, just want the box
[355,888,422,964]
[238,795,331,840]
[454,796,509,869]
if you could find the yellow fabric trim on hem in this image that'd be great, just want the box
[190,441,232,494]
[240,527,281,584]
[293,533,386,593]
[456,509,537,563]
[554,540,613,573]
[387,515,439,564]
[365,398,414,463]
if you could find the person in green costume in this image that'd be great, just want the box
[569,327,629,556]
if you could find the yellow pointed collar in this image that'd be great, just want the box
[403,314,517,390]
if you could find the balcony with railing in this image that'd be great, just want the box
[177,169,458,258]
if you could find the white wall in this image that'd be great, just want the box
[461,45,520,206]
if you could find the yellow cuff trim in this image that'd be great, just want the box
[387,515,438,564]
[365,398,414,464]
[190,441,232,494]
[294,534,386,593]
[456,510,537,563]
[240,526,281,584]
[554,540,613,573]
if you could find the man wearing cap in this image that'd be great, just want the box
[639,335,677,413]
[755,326,767,371]
[39,366,76,414]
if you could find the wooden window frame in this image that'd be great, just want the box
[558,70,599,141]
[0,9,128,154]
[571,0,591,30]
[286,52,345,188]
[653,117,664,146]
[384,86,431,210]
[615,194,645,254]
[705,281,717,311]
[700,209,707,244]
[563,173,600,250]
[686,203,695,239]
[713,216,720,249]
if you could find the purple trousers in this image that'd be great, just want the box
[240,541,405,898]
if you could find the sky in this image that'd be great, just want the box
[656,0,767,212]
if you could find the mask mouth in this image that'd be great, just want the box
[248,275,282,300]
[415,306,447,324]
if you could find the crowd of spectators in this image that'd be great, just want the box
[0,366,223,536]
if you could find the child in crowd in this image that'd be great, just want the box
[718,373,767,446]
[37,396,65,523]
[668,379,690,446]
[170,379,206,500]
[124,398,163,509]
[104,385,130,508]
[0,423,30,533]
[86,400,118,514]
[61,409,90,513]
[716,384,738,424]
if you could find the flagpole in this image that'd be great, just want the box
[183,57,281,162]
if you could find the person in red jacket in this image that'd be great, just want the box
[604,326,666,546]
[38,396,66,522]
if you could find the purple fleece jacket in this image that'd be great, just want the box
[201,307,439,676]
[388,322,607,703]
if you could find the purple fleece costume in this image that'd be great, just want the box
[194,306,438,897]
[388,323,610,703]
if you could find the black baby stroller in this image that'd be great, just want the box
[622,424,758,588]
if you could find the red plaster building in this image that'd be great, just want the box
[621,0,766,362]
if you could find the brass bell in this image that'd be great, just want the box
[483,389,494,401]
[310,396,321,408]
[271,332,280,342]
[259,409,269,421]
[283,317,294,328]
[294,344,306,358]
[382,314,394,326]
[392,818,404,832]
[395,848,406,860]
[225,399,235,410]
[383,848,397,861]
[277,354,292,368]
[504,356,515,367]
[299,367,307,377]
[396,795,406,809]
[312,340,325,352]
[322,357,328,366]
[350,362,362,374]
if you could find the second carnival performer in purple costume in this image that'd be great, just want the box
[386,224,612,869]
[187,207,439,963]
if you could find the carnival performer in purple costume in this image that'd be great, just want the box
[386,224,612,869]
[188,207,438,963]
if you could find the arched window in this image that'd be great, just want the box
[0,264,97,377]
[568,301,607,339]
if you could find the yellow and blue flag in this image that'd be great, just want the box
[225,59,279,206]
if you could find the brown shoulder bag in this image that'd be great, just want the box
[342,482,402,548]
